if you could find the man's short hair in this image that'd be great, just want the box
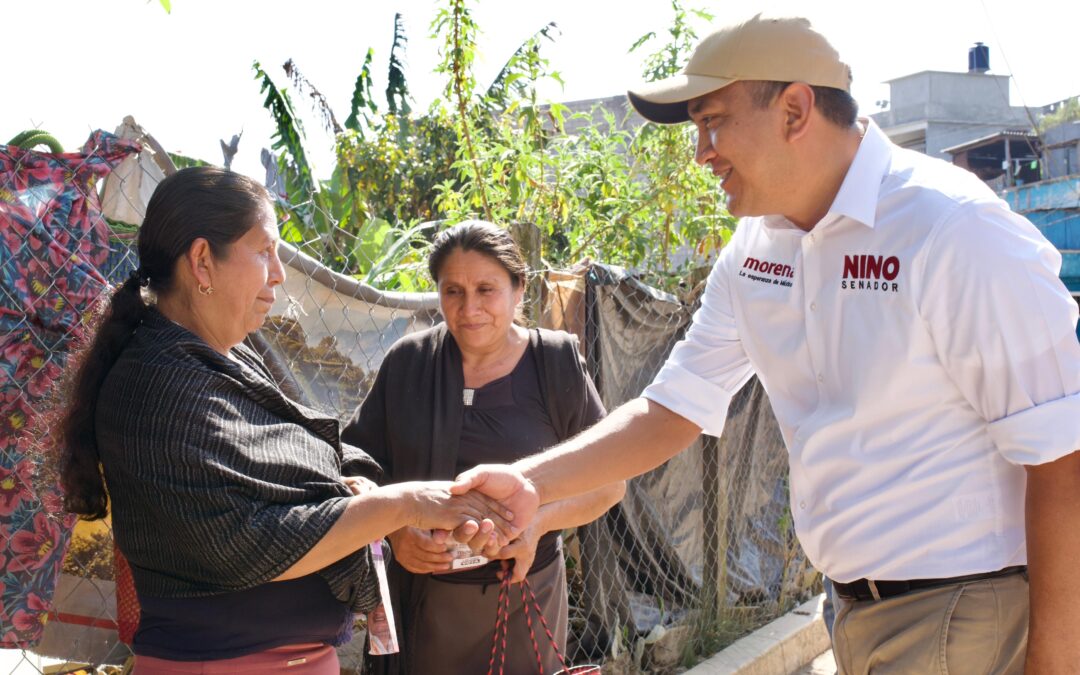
[745,81,859,129]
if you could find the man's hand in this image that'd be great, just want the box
[386,526,454,574]
[452,464,539,536]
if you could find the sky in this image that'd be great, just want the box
[5,0,1078,181]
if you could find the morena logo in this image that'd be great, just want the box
[841,255,900,292]
[743,257,795,279]
[738,256,795,288]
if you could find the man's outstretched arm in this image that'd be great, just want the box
[520,397,701,504]
[455,397,700,516]
[456,247,745,529]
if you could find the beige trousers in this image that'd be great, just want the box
[832,572,1028,675]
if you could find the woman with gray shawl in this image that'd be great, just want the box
[55,167,517,673]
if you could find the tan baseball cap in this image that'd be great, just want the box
[627,14,852,124]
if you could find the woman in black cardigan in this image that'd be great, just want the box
[344,221,625,674]
[55,168,515,673]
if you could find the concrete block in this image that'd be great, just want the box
[685,595,830,675]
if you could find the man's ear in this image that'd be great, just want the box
[778,82,814,142]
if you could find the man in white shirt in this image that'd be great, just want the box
[456,14,1080,673]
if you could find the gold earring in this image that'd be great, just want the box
[198,283,214,296]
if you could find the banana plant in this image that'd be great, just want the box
[254,60,327,231]
[254,9,559,288]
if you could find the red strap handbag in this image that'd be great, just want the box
[486,572,600,675]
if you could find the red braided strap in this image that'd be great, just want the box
[487,576,512,675]
[488,568,578,675]
[522,578,570,673]
[520,578,545,674]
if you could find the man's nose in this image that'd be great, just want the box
[694,130,716,166]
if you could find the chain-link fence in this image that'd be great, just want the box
[1,125,815,675]
[1,129,143,675]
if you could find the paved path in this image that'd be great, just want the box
[795,649,837,674]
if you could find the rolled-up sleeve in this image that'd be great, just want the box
[987,392,1080,465]
[919,200,1080,465]
[643,243,755,437]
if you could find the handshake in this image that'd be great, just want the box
[401,464,543,584]
[346,455,625,584]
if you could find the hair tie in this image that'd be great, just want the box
[128,268,150,288]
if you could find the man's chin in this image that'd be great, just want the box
[725,198,746,218]
[725,199,772,220]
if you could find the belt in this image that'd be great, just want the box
[832,565,1026,602]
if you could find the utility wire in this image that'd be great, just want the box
[977,0,1047,174]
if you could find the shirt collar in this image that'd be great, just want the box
[826,118,892,229]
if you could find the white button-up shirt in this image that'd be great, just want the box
[644,120,1080,583]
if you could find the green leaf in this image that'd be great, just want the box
[386,13,413,115]
[363,221,432,283]
[345,49,378,133]
[168,152,209,170]
[254,60,327,234]
[254,62,311,180]
[485,21,559,106]
[158,0,171,13]
[284,59,341,134]
[278,217,306,245]
[629,32,656,53]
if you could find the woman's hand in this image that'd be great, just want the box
[342,475,377,495]
[273,480,512,583]
[386,526,454,574]
[488,520,544,584]
[398,481,517,544]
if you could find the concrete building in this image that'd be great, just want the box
[942,129,1041,191]
[870,43,1034,159]
[1044,118,1080,179]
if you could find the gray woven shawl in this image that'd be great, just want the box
[96,308,381,612]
